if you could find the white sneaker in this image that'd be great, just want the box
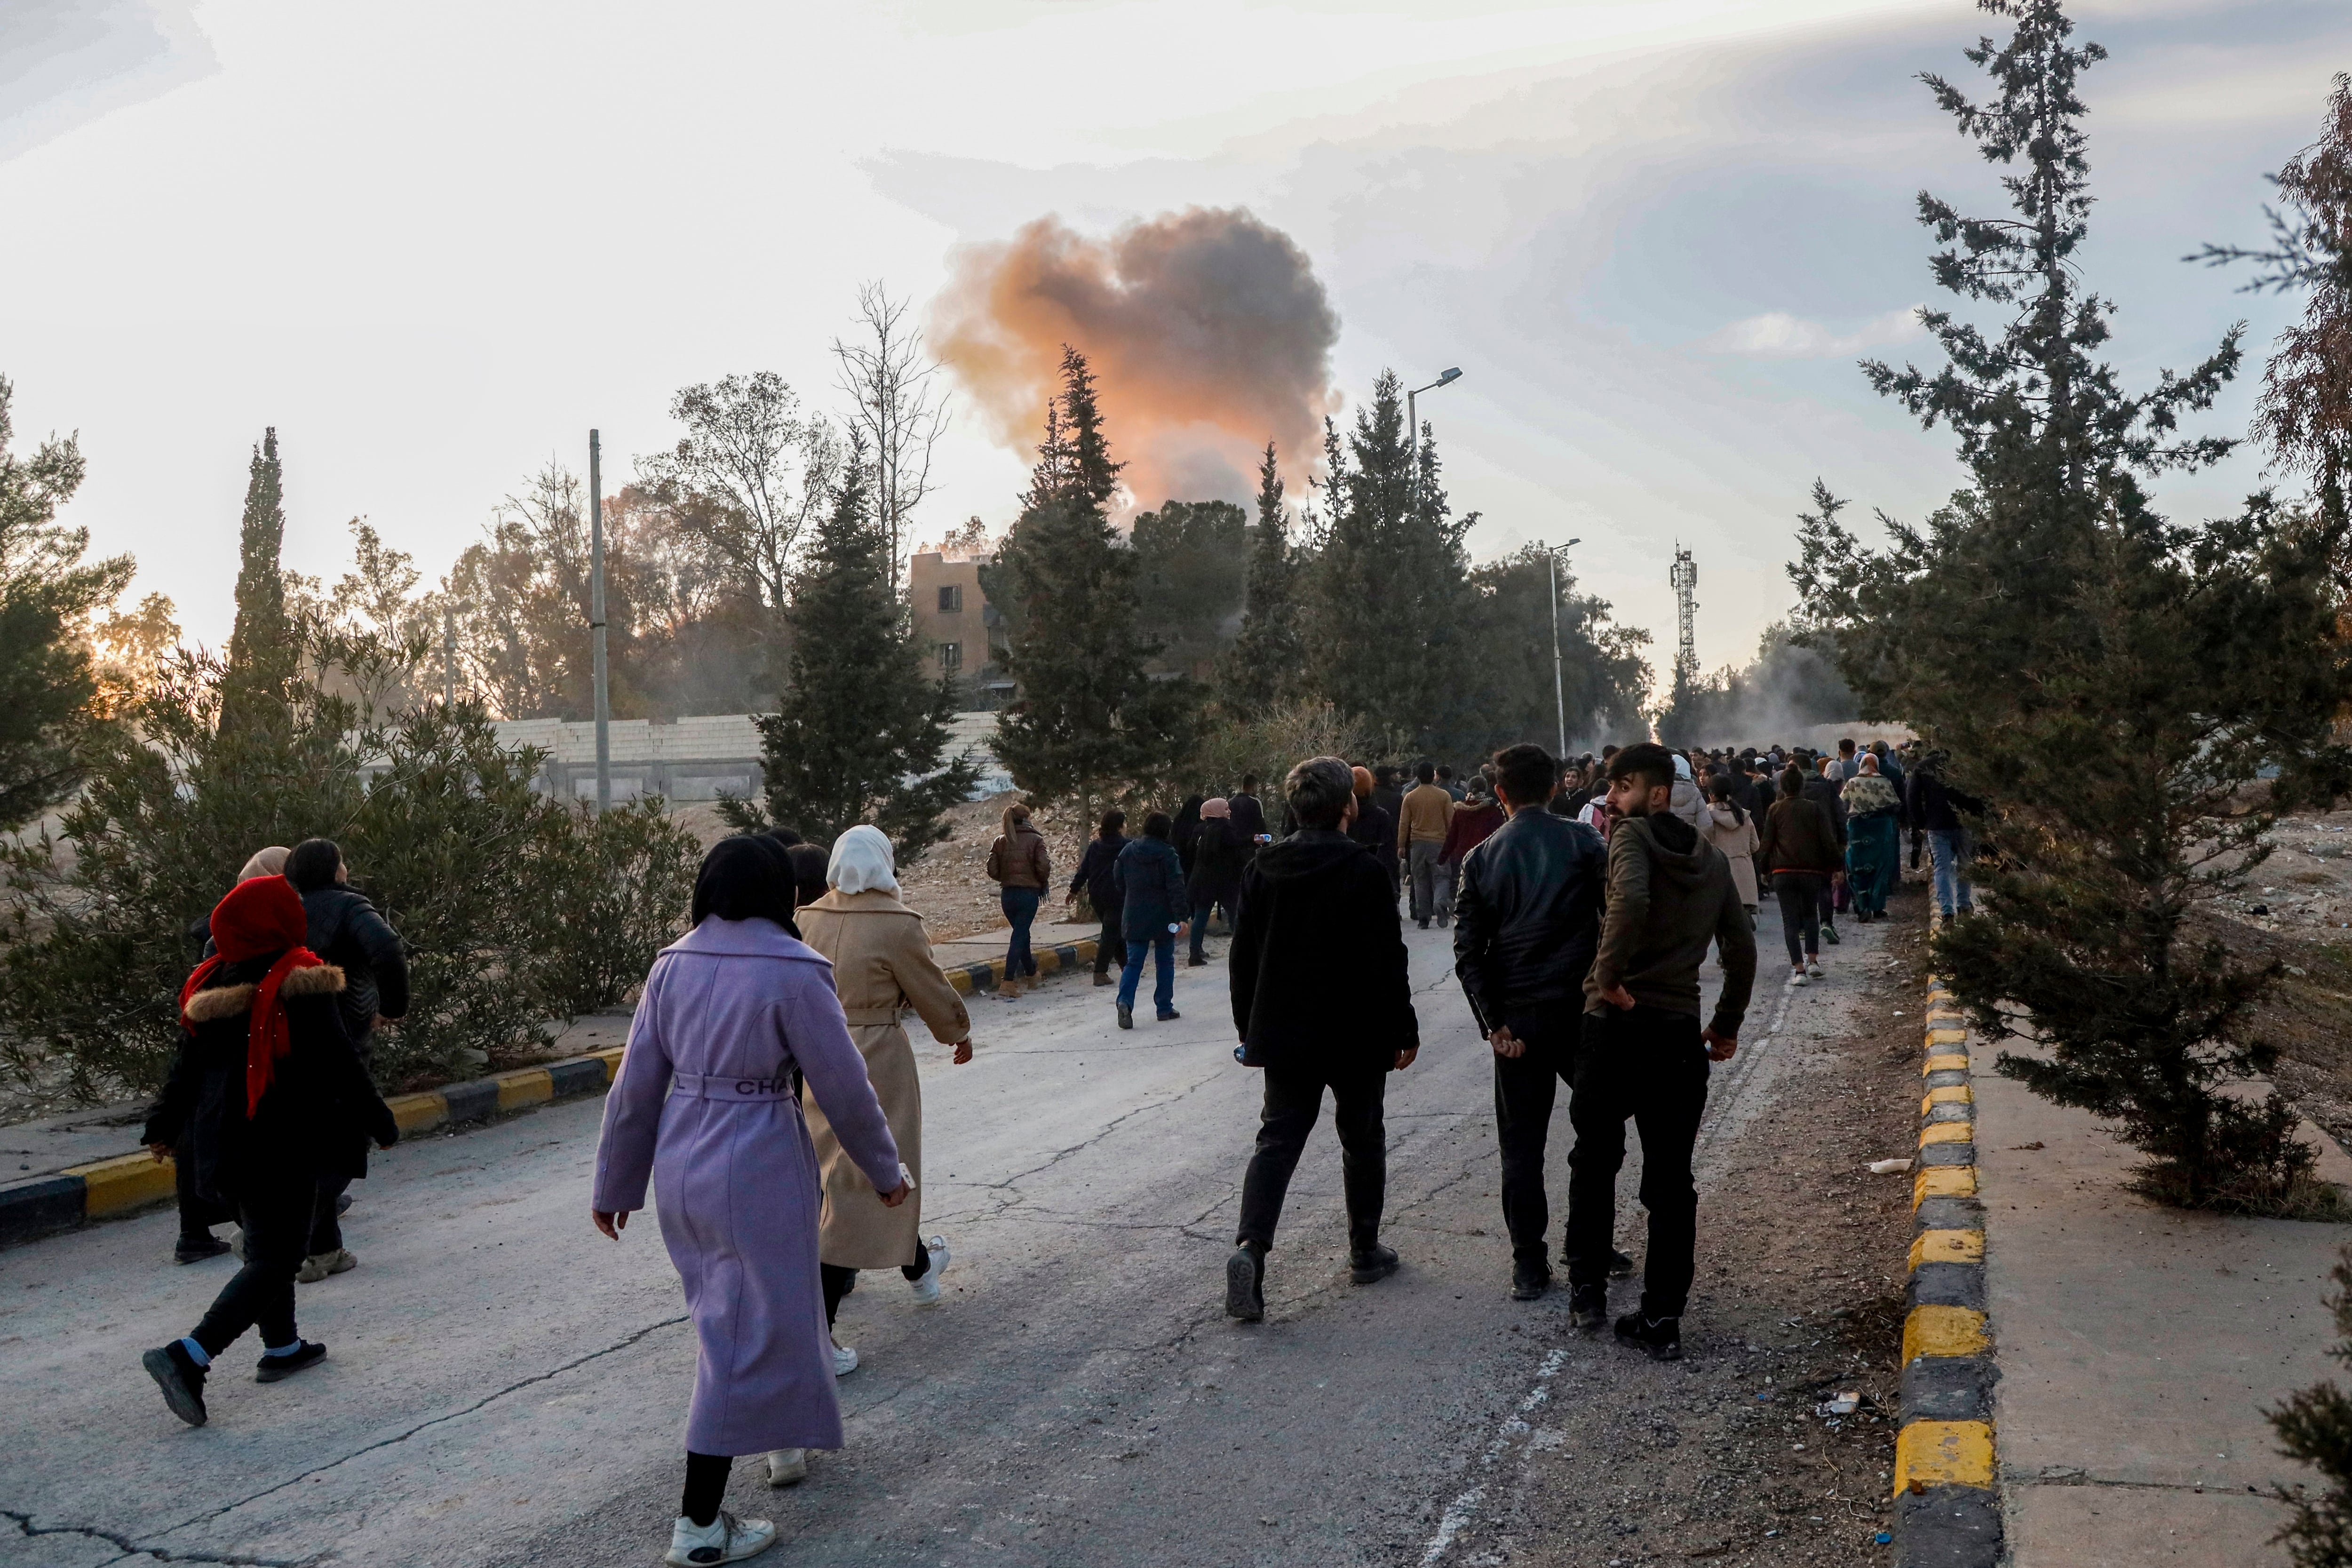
[831,1339,859,1377]
[664,1510,776,1565]
[764,1449,806,1488]
[909,1236,950,1305]
[1790,970,1810,987]
[1806,960,1825,978]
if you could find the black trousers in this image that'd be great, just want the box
[190,1177,313,1356]
[175,1130,232,1243]
[1236,1063,1386,1252]
[1493,1003,1583,1267]
[821,1240,931,1328]
[1564,1006,1710,1319]
[1094,906,1127,975]
[1775,873,1824,964]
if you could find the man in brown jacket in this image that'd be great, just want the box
[1571,742,1756,1361]
[1398,762,1458,929]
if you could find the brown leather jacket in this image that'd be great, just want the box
[986,824,1052,891]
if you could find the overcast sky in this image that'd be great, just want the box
[3,0,2344,677]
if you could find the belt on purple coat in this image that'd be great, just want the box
[668,1070,797,1102]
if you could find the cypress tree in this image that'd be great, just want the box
[984,348,1192,801]
[739,438,978,856]
[221,428,298,731]
[1303,372,1475,752]
[1220,442,1305,714]
[1793,0,2352,1208]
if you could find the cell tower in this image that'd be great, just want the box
[1669,544,1699,689]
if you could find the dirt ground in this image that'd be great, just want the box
[1486,881,1931,1566]
[893,791,1095,940]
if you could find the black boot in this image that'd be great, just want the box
[142,1341,209,1427]
[1570,1284,1608,1333]
[1226,1243,1265,1322]
[174,1234,231,1265]
[1613,1310,1682,1361]
[1608,1249,1637,1279]
[1510,1257,1552,1301]
[1349,1242,1400,1285]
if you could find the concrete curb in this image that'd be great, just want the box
[940,938,1097,995]
[1893,977,2002,1568]
[0,1046,628,1250]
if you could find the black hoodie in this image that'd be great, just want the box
[1229,829,1418,1073]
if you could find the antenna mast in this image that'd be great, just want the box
[1669,543,1699,691]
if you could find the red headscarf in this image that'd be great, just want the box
[178,875,326,1116]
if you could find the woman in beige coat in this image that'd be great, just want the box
[795,826,973,1377]
[1700,773,1761,923]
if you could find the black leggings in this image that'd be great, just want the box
[821,1240,932,1328]
[683,1451,732,1526]
[1774,874,1824,965]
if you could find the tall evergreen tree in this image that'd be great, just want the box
[1221,442,1306,713]
[1303,372,1476,753]
[733,438,977,856]
[983,349,1192,801]
[221,428,298,731]
[1793,0,2352,1208]
[0,375,133,829]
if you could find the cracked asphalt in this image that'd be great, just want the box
[0,908,1888,1568]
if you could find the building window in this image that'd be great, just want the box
[938,641,962,672]
[938,584,963,613]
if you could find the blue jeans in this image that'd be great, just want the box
[1001,886,1041,978]
[1118,931,1176,1015]
[1927,829,1974,915]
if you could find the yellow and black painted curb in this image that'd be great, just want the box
[943,937,1097,995]
[1892,977,2002,1567]
[0,937,1102,1250]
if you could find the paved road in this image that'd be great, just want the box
[1,906,1876,1568]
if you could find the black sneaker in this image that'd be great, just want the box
[1570,1285,1608,1332]
[1821,923,1841,945]
[1510,1260,1551,1301]
[1417,919,1430,930]
[254,1339,327,1383]
[174,1234,231,1265]
[1609,1249,1637,1279]
[1186,955,1207,968]
[1116,1005,1133,1030]
[1225,1245,1265,1322]
[1157,1008,1181,1022]
[142,1342,208,1427]
[334,1192,353,1217]
[1350,1242,1401,1284]
[1613,1311,1682,1361]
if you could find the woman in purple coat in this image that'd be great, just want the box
[593,836,906,1567]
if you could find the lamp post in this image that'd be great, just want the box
[1545,538,1583,758]
[1406,366,1462,515]
[589,430,611,813]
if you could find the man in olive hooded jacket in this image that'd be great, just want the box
[1571,742,1756,1361]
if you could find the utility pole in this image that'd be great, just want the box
[442,601,456,707]
[1546,537,1581,758]
[589,430,611,813]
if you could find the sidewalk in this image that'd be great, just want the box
[1974,1046,2352,1562]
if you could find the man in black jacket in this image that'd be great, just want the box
[1226,775,1269,846]
[284,839,409,1279]
[1225,756,1420,1322]
[1454,743,1610,1301]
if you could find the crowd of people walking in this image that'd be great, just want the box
[131,726,1963,1565]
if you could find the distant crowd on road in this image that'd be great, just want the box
[127,729,1983,1567]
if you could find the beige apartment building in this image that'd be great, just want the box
[907,547,1012,707]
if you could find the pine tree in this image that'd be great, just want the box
[1303,372,1476,753]
[1220,443,1305,714]
[0,375,132,829]
[221,428,298,732]
[984,349,1192,801]
[1793,0,2352,1208]
[736,438,978,856]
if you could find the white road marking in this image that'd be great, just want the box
[1421,1348,1569,1564]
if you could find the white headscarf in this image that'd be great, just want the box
[1672,753,1693,780]
[827,824,899,896]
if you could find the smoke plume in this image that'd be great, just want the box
[931,208,1342,515]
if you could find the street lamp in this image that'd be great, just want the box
[1545,538,1583,759]
[1406,367,1462,515]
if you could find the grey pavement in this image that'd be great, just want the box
[2,903,1859,1568]
[1976,1046,2352,1564]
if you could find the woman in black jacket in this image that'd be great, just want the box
[140,874,398,1428]
[1186,798,1249,966]
[1065,810,1129,986]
